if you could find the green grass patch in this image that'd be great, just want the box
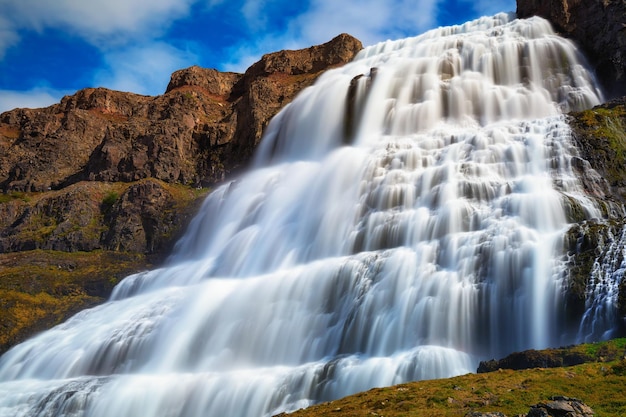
[0,250,152,355]
[284,360,626,417]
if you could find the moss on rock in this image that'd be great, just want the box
[0,250,154,355]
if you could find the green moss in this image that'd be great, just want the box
[284,355,626,417]
[574,105,626,188]
[0,191,31,204]
[0,249,153,355]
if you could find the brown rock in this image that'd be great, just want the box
[0,33,362,193]
[166,66,241,96]
[228,33,363,163]
[0,33,362,256]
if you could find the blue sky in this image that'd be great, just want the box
[0,0,515,113]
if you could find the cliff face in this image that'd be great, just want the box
[0,33,362,254]
[515,0,626,335]
[0,33,362,354]
[0,33,363,194]
[517,0,626,97]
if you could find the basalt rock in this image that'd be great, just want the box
[527,396,594,417]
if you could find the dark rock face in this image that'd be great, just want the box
[517,0,626,98]
[477,348,590,373]
[565,100,626,328]
[477,338,625,374]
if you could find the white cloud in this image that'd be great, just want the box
[242,0,271,31]
[220,0,444,73]
[0,15,19,60]
[0,87,70,113]
[297,0,442,46]
[93,42,198,95]
[462,0,516,19]
[0,0,198,53]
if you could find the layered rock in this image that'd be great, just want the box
[517,0,626,97]
[0,33,362,194]
[527,396,594,417]
[0,33,362,253]
[0,33,362,353]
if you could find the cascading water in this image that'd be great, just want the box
[0,13,614,417]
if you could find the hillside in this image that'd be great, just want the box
[280,339,626,417]
[0,33,363,354]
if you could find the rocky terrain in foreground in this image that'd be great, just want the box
[280,339,626,417]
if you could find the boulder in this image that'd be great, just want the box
[527,396,594,417]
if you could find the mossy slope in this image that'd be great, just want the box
[282,339,626,417]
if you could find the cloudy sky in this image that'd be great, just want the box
[0,0,516,113]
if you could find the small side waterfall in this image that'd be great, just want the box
[0,13,614,417]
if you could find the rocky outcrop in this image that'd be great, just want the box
[0,33,362,254]
[478,348,589,373]
[0,33,362,354]
[562,99,626,330]
[477,337,626,373]
[516,0,626,97]
[0,33,362,194]
[229,33,363,162]
[527,396,594,417]
[0,180,203,255]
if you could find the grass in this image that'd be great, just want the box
[0,249,153,355]
[283,355,626,417]
[0,191,32,204]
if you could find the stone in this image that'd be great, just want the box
[527,396,595,417]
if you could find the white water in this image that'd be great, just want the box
[578,225,626,342]
[0,13,611,417]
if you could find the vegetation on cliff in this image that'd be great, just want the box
[0,250,152,355]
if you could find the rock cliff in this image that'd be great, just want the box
[517,0,626,97]
[516,0,626,334]
[0,33,362,193]
[0,33,363,353]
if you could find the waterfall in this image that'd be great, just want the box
[0,13,611,417]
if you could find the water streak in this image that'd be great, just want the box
[0,13,612,417]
